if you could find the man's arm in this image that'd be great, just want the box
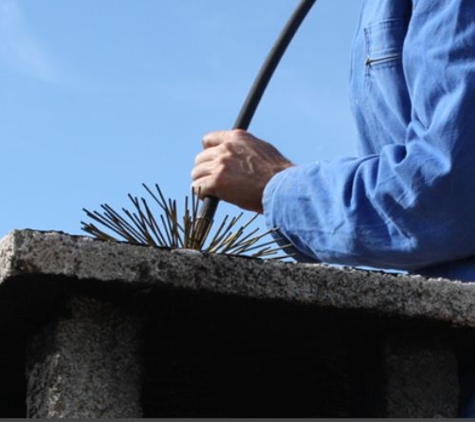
[193,1,475,273]
[264,1,475,271]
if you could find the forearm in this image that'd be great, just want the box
[263,147,475,271]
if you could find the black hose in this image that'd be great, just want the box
[233,0,317,130]
[193,0,317,248]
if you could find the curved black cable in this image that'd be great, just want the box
[233,0,317,130]
[193,0,317,248]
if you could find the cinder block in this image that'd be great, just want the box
[382,330,459,417]
[25,296,144,418]
[0,230,473,417]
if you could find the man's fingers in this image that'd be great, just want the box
[202,131,227,148]
[194,147,218,166]
[191,178,216,199]
[191,161,215,181]
[202,129,246,148]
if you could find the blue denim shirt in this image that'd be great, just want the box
[263,0,475,282]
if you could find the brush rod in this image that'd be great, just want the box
[194,0,317,248]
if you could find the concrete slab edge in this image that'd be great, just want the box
[2,229,475,327]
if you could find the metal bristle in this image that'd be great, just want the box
[81,183,291,260]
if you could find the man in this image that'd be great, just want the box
[192,0,475,415]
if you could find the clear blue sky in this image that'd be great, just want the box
[0,0,361,240]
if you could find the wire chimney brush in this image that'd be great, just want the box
[81,0,316,260]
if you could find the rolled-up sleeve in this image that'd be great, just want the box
[263,0,475,272]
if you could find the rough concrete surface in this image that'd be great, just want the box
[383,330,459,417]
[25,296,143,418]
[1,229,475,327]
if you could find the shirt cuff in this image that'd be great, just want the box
[262,165,320,263]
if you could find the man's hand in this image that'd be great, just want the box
[191,129,294,213]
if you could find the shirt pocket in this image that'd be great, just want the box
[364,19,406,69]
[363,18,410,151]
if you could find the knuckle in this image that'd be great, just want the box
[230,129,245,142]
[202,132,215,147]
[218,150,233,165]
[211,165,227,188]
[220,142,233,154]
[214,163,226,179]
